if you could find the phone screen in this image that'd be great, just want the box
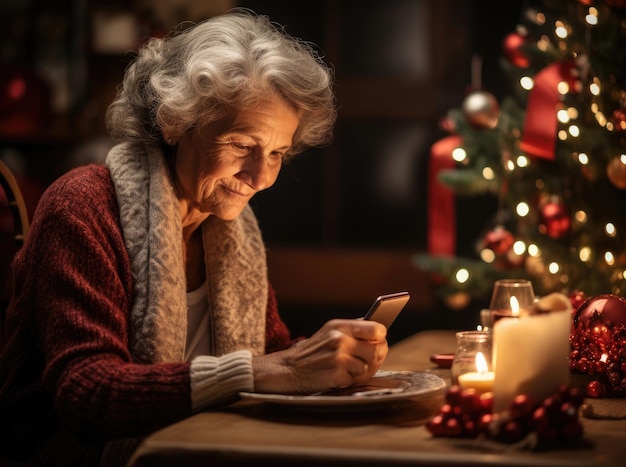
[363,292,410,329]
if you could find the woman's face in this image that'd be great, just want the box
[173,97,299,221]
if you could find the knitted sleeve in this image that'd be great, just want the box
[190,349,253,411]
[8,165,193,437]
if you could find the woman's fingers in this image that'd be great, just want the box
[252,318,389,394]
[312,320,388,385]
[324,318,388,343]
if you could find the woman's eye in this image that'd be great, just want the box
[232,142,251,151]
[269,152,284,163]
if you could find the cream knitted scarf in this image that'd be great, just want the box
[105,142,267,363]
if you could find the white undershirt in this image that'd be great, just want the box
[184,281,210,361]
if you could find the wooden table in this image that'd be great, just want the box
[128,331,626,467]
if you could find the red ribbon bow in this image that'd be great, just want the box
[427,135,462,256]
[520,60,578,160]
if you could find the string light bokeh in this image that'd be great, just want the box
[415,0,626,305]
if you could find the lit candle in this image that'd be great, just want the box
[492,293,572,412]
[491,296,527,322]
[511,296,519,314]
[458,352,495,394]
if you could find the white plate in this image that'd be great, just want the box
[239,370,446,409]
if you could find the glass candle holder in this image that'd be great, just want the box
[450,330,492,385]
[488,279,535,325]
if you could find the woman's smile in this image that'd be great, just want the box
[221,185,252,198]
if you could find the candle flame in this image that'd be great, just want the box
[475,352,488,373]
[601,353,608,363]
[510,296,520,316]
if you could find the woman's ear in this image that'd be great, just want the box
[162,131,177,145]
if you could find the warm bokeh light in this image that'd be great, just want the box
[516,155,529,167]
[590,82,601,96]
[605,223,616,237]
[513,241,526,255]
[520,76,534,90]
[536,12,546,25]
[555,21,568,38]
[537,35,550,51]
[506,159,515,171]
[516,202,530,217]
[480,248,496,263]
[605,251,615,266]
[455,268,470,283]
[575,210,588,224]
[579,246,592,262]
[585,13,598,26]
[452,147,467,162]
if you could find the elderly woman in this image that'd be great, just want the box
[0,9,388,467]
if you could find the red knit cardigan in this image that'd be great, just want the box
[0,164,295,466]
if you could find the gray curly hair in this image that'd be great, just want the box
[105,8,336,157]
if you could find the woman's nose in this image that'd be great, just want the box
[240,154,272,191]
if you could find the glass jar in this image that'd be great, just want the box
[450,330,492,385]
[489,279,535,323]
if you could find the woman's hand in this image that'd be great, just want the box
[252,318,388,394]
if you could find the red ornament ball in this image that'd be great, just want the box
[462,91,500,129]
[570,294,626,396]
[611,109,626,132]
[502,32,530,68]
[574,294,626,329]
[480,226,514,256]
[606,156,626,190]
[540,200,571,239]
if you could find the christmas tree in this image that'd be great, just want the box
[415,0,626,305]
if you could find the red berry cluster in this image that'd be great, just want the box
[491,385,584,445]
[426,385,584,447]
[569,323,626,397]
[426,386,494,438]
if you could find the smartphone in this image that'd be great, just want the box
[363,292,410,329]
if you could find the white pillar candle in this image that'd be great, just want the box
[492,293,572,412]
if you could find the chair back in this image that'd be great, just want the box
[0,159,30,341]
